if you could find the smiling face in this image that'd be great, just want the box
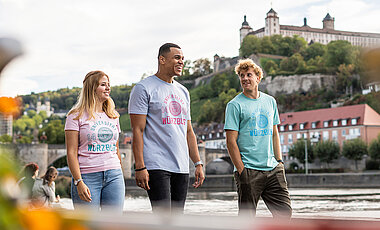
[239,67,261,93]
[96,75,110,103]
[160,47,184,77]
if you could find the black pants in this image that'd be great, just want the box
[147,170,189,213]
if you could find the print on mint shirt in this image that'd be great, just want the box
[249,108,273,137]
[161,94,188,126]
[87,120,119,152]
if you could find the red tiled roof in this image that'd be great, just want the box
[279,104,380,130]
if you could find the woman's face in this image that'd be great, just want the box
[96,75,111,103]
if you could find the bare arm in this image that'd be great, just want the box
[272,125,282,162]
[187,121,205,188]
[130,114,150,190]
[116,140,122,165]
[65,130,91,202]
[226,130,245,174]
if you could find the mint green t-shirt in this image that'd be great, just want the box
[224,92,280,171]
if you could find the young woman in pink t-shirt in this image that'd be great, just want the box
[65,70,125,211]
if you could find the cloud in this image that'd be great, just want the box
[0,0,378,96]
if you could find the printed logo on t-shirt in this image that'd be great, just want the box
[161,94,187,126]
[249,109,273,137]
[98,127,113,143]
[87,120,118,152]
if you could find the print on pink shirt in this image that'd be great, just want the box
[162,94,187,126]
[86,120,119,152]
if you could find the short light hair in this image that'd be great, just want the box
[234,59,263,80]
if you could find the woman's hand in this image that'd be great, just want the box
[77,181,92,202]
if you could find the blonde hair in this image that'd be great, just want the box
[234,59,263,80]
[67,70,119,120]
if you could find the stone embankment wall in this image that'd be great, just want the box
[259,74,336,96]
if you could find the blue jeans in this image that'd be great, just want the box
[71,168,125,212]
[147,170,189,213]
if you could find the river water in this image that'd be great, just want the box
[59,188,380,219]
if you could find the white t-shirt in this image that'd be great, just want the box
[128,75,191,173]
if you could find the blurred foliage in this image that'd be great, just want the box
[369,134,380,162]
[288,139,315,165]
[0,135,12,143]
[55,176,71,198]
[119,113,131,131]
[314,140,340,167]
[342,138,368,170]
[0,153,23,230]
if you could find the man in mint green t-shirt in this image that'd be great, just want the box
[224,59,292,218]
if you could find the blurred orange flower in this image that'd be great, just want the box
[0,96,21,117]
[21,209,62,230]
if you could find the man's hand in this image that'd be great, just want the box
[192,165,205,188]
[135,169,150,190]
[77,182,92,202]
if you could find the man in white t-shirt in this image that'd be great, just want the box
[128,43,205,212]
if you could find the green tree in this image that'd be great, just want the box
[240,35,261,57]
[192,58,212,77]
[369,134,380,162]
[280,53,305,73]
[326,40,355,68]
[336,64,356,94]
[263,60,278,75]
[314,140,340,167]
[288,139,315,166]
[0,134,12,143]
[342,138,368,170]
[303,42,326,61]
[260,36,275,54]
[39,120,65,144]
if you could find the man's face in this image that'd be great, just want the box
[161,47,184,76]
[238,67,261,92]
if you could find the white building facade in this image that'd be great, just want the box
[240,9,380,47]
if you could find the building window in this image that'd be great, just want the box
[312,122,317,129]
[280,126,284,131]
[300,123,304,130]
[333,120,338,126]
[323,121,329,127]
[303,133,308,139]
[216,132,220,138]
[209,133,212,139]
[296,133,301,139]
[323,131,329,140]
[354,128,360,135]
[351,118,357,125]
[202,135,205,140]
[342,119,347,126]
[289,125,293,131]
[288,134,293,144]
[342,130,346,136]
[332,130,338,141]
[280,135,284,144]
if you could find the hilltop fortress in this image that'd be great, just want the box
[240,8,380,47]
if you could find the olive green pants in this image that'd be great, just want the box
[234,163,292,218]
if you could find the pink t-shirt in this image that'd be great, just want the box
[65,112,121,174]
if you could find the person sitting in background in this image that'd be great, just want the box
[18,162,39,199]
[32,166,60,207]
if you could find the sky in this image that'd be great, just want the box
[0,0,379,97]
